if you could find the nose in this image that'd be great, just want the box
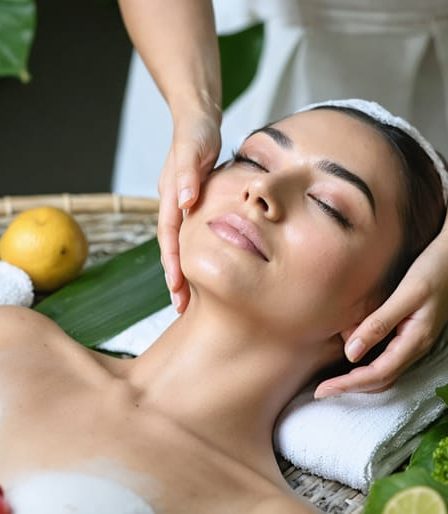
[242,175,284,221]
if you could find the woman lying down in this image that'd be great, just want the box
[0,99,446,514]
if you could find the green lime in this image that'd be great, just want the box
[383,486,447,514]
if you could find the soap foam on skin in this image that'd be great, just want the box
[7,471,156,514]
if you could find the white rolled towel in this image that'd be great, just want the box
[0,261,34,307]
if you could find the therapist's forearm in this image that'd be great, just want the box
[118,0,222,123]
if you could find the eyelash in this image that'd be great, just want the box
[232,150,269,172]
[231,150,354,231]
[307,194,353,230]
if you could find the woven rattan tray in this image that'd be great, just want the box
[0,193,366,513]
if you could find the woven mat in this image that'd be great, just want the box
[0,195,366,513]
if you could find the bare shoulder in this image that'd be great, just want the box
[0,305,92,364]
[0,305,109,382]
[0,305,64,344]
[250,493,319,514]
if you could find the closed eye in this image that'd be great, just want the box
[232,150,269,173]
[232,150,353,230]
[308,194,354,231]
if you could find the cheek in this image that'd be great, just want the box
[178,176,268,305]
[275,223,386,333]
[179,167,252,267]
[280,225,352,301]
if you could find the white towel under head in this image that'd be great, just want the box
[99,305,448,492]
[297,98,448,204]
[274,335,448,492]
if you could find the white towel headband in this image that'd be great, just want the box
[297,99,448,204]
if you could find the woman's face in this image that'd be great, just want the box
[179,109,404,342]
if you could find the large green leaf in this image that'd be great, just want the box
[0,0,36,81]
[363,467,448,514]
[34,238,170,347]
[219,23,264,110]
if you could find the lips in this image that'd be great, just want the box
[207,213,269,261]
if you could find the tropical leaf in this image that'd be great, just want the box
[35,238,170,347]
[364,467,448,514]
[219,23,264,109]
[0,0,36,81]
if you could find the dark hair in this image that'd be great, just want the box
[314,106,446,300]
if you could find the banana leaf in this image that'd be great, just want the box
[34,237,170,348]
[219,23,264,110]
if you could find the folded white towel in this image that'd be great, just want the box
[0,261,34,307]
[274,335,448,492]
[98,306,448,492]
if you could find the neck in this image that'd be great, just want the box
[126,291,341,479]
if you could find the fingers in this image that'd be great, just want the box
[344,283,428,363]
[158,141,209,311]
[171,277,191,314]
[313,230,448,399]
[173,124,220,209]
[174,143,202,209]
[157,197,189,312]
[157,182,183,291]
[158,115,221,312]
[314,325,430,399]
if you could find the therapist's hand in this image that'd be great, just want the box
[314,228,448,399]
[158,110,221,313]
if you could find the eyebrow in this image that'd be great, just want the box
[316,160,376,216]
[246,125,376,216]
[247,126,294,149]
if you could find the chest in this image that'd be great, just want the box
[0,368,273,514]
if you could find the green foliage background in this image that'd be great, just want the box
[0,0,263,107]
[0,0,36,81]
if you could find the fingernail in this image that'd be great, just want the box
[178,188,193,208]
[346,337,365,362]
[170,291,181,311]
[314,386,344,399]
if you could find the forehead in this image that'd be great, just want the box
[268,109,404,215]
[272,109,401,178]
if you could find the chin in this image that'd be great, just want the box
[182,244,250,294]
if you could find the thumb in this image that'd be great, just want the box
[345,290,419,362]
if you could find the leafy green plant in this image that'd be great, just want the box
[0,0,36,81]
[364,384,448,513]
[432,436,448,485]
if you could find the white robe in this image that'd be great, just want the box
[112,0,448,198]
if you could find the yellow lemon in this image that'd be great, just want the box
[383,486,447,514]
[0,206,88,292]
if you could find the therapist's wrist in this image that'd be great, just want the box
[170,87,222,127]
